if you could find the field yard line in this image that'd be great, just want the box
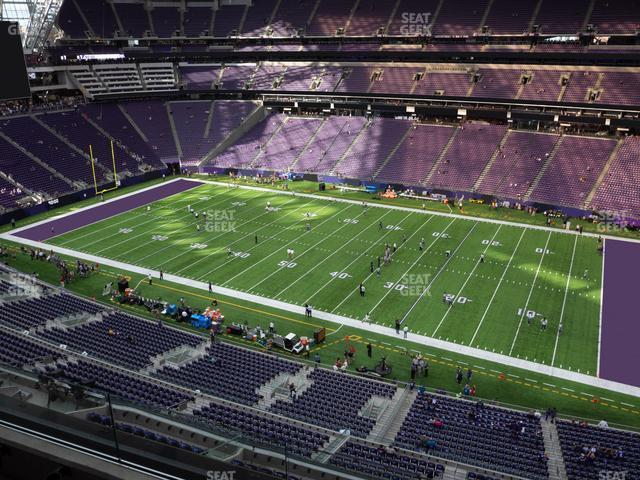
[153,196,301,268]
[508,231,552,356]
[91,188,247,255]
[597,239,606,377]
[189,198,320,278]
[361,218,458,318]
[245,206,371,292]
[431,224,503,336]
[55,188,211,247]
[301,211,414,305]
[184,178,640,246]
[275,209,393,298]
[331,215,439,314]
[469,228,527,346]
[551,235,578,367]
[4,231,640,398]
[221,203,356,288]
[400,221,479,325]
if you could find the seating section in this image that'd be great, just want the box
[167,101,214,165]
[0,177,26,210]
[292,116,368,173]
[213,114,286,168]
[155,342,301,405]
[241,0,279,37]
[0,330,60,366]
[307,0,355,36]
[38,111,141,176]
[394,393,548,479]
[331,442,445,480]
[590,0,640,34]
[45,360,193,409]
[376,124,455,184]
[80,104,164,169]
[151,7,180,37]
[0,135,71,197]
[183,6,212,37]
[477,131,558,199]
[81,0,118,38]
[194,402,328,457]
[212,5,245,37]
[179,66,221,90]
[113,3,149,37]
[38,312,203,369]
[347,0,396,36]
[430,124,507,192]
[269,0,315,36]
[530,136,616,207]
[169,100,256,165]
[58,0,640,39]
[57,0,88,38]
[270,368,396,438]
[0,293,103,330]
[557,421,640,480]
[433,0,489,36]
[176,64,640,107]
[590,136,640,219]
[483,0,537,34]
[87,413,206,454]
[334,118,412,179]
[121,100,178,162]
[255,118,323,171]
[0,116,100,185]
[534,0,586,34]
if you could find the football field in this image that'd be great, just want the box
[41,182,604,375]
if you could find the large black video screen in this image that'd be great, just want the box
[0,22,30,101]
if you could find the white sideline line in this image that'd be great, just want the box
[8,234,639,399]
[182,177,640,246]
[5,179,640,398]
[597,239,606,378]
[508,231,552,356]
[432,224,502,336]
[469,228,527,346]
[551,235,578,367]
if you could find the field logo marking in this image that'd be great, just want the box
[119,228,133,234]
[190,243,208,250]
[152,235,168,241]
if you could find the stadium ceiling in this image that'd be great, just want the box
[0,0,63,51]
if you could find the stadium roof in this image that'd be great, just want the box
[0,0,62,51]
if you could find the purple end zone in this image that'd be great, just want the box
[599,239,640,387]
[14,179,203,242]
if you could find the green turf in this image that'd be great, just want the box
[46,181,603,374]
[2,244,639,431]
